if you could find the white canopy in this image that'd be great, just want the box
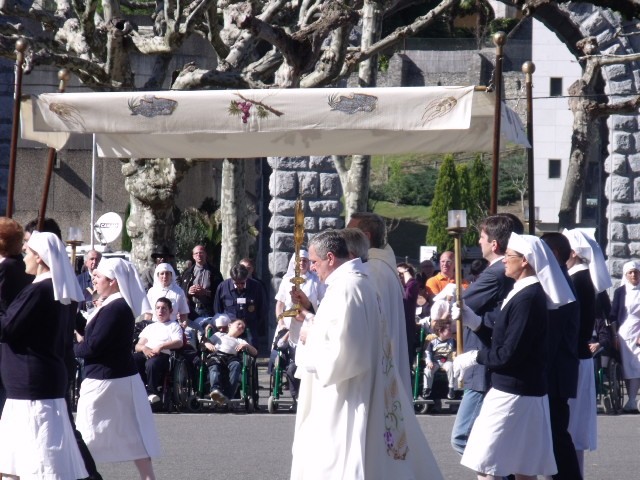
[24,86,528,158]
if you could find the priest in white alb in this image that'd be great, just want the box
[347,212,412,395]
[291,229,442,480]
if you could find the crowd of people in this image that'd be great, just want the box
[0,210,637,480]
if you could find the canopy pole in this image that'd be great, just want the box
[490,32,506,215]
[523,61,536,235]
[7,38,28,218]
[90,134,97,249]
[37,69,70,231]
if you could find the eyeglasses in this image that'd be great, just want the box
[504,254,523,260]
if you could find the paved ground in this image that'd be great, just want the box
[94,411,640,479]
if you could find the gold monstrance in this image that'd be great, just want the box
[278,197,305,320]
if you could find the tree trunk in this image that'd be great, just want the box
[220,158,249,277]
[121,158,192,272]
[334,155,371,224]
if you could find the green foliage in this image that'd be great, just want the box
[378,54,390,73]
[370,162,437,206]
[488,18,519,36]
[174,207,222,261]
[467,154,491,244]
[456,164,477,246]
[498,151,528,205]
[121,202,132,252]
[427,155,460,252]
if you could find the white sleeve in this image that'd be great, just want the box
[169,322,184,342]
[176,292,190,315]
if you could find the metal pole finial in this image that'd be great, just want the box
[492,31,507,48]
[15,38,28,53]
[522,61,536,75]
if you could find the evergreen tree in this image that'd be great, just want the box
[456,163,476,247]
[427,154,461,252]
[468,154,491,245]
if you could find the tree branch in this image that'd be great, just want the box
[342,0,459,77]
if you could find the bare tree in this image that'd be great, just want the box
[1,0,461,269]
[559,36,640,228]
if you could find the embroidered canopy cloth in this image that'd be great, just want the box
[25,86,528,158]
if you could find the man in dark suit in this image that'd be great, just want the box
[451,214,523,456]
[76,249,102,310]
[541,233,582,480]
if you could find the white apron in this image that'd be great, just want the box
[0,398,88,479]
[618,314,640,379]
[461,388,556,477]
[76,374,161,463]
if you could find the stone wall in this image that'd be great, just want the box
[556,4,640,282]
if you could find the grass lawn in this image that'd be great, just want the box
[371,201,430,262]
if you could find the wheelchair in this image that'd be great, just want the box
[412,324,462,414]
[594,347,625,414]
[267,346,296,413]
[187,347,258,413]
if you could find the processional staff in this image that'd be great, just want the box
[7,38,28,218]
[277,197,306,321]
[38,69,70,231]
[490,31,506,215]
[447,210,467,386]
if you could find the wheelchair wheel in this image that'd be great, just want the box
[268,395,278,414]
[245,396,255,413]
[187,394,202,413]
[608,357,624,413]
[414,402,428,414]
[172,357,193,410]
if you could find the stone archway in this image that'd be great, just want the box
[524,2,640,281]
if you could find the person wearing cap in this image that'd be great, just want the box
[74,258,160,480]
[611,260,640,413]
[214,263,266,348]
[562,228,612,472]
[0,231,88,479]
[454,233,575,478]
[140,246,176,292]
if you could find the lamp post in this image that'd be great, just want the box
[522,61,536,235]
[447,210,467,363]
[67,227,83,274]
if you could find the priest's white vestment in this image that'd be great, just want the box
[291,258,442,480]
[367,245,412,396]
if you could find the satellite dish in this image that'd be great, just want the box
[94,212,123,245]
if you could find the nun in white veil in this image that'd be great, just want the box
[614,260,640,411]
[74,258,160,480]
[455,233,575,479]
[0,231,88,480]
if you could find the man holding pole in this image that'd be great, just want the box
[450,214,523,456]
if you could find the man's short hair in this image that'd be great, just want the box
[350,212,386,249]
[24,217,62,240]
[540,232,572,264]
[340,228,369,262]
[310,230,350,260]
[230,264,249,282]
[478,215,514,255]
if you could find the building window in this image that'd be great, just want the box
[548,159,561,179]
[550,78,563,97]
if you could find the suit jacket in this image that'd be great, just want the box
[461,259,514,392]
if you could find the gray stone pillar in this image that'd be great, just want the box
[266,156,343,336]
